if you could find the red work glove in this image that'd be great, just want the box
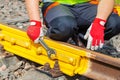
[84,18,106,50]
[27,20,44,43]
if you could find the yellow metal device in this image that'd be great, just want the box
[0,23,89,76]
[0,23,120,80]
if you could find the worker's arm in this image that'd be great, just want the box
[25,0,44,43]
[25,0,42,21]
[96,0,115,20]
[84,0,115,50]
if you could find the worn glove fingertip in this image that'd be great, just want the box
[84,34,88,40]
[91,46,95,50]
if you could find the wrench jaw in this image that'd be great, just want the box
[38,38,56,59]
[47,48,56,59]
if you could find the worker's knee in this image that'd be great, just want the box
[47,16,77,41]
[105,14,120,40]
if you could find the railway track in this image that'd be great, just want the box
[0,23,120,80]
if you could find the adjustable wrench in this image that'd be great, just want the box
[38,13,56,58]
[38,38,56,58]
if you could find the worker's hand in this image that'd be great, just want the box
[27,20,44,43]
[84,18,106,50]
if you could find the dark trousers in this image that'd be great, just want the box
[42,2,120,42]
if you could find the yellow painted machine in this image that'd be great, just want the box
[0,23,120,80]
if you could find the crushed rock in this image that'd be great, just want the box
[109,33,120,52]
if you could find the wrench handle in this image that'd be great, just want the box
[39,38,50,51]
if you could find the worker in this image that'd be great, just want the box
[25,0,120,51]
